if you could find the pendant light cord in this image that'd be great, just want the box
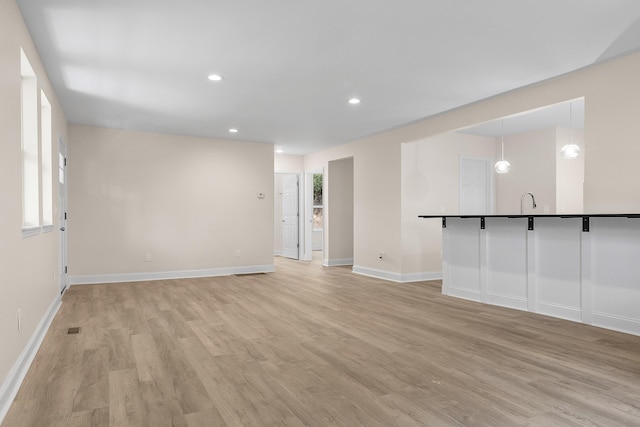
[501,120,505,160]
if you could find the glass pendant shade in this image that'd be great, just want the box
[495,159,511,174]
[560,143,581,160]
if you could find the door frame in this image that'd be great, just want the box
[58,137,68,294]
[303,169,323,262]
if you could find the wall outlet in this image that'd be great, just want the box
[145,252,152,262]
[235,249,241,257]
[17,309,21,331]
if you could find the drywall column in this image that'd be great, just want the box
[325,157,354,266]
[583,53,640,212]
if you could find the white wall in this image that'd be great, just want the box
[326,157,354,265]
[556,128,585,213]
[274,174,284,255]
[495,128,557,214]
[275,153,304,173]
[582,54,640,213]
[68,125,274,282]
[402,133,495,276]
[307,51,640,282]
[0,0,68,417]
[305,136,403,278]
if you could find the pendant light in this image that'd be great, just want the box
[560,102,581,160]
[495,120,511,174]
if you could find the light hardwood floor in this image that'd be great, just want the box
[4,257,640,426]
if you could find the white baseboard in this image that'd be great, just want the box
[487,293,528,311]
[535,301,582,323]
[592,312,640,337]
[0,296,61,424]
[447,286,482,302]
[352,265,442,283]
[69,264,276,285]
[323,258,354,267]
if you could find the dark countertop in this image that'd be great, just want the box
[419,213,640,219]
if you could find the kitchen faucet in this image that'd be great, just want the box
[520,192,537,214]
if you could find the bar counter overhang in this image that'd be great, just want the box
[419,213,640,336]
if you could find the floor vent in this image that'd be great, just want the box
[67,327,81,335]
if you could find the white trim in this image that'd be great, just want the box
[0,296,61,424]
[447,286,482,302]
[592,312,640,337]
[68,264,276,285]
[399,271,443,283]
[42,224,54,233]
[487,293,528,311]
[352,265,442,283]
[323,258,353,267]
[535,301,582,322]
[21,226,40,238]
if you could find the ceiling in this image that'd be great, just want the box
[17,1,640,155]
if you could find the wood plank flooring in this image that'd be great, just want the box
[4,257,640,426]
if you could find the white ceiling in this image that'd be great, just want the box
[16,1,640,155]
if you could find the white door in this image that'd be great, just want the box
[281,174,299,259]
[58,140,68,294]
[459,157,492,215]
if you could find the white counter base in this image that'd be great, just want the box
[442,216,640,336]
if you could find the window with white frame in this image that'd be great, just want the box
[41,90,53,228]
[21,48,40,235]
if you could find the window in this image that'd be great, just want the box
[313,173,323,230]
[41,91,53,228]
[21,48,39,236]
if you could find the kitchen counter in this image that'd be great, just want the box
[419,213,640,336]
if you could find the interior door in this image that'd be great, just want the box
[58,140,68,294]
[281,174,299,259]
[459,157,492,215]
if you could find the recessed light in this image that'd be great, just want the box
[229,128,238,133]
[348,98,361,105]
[275,149,284,154]
[208,74,223,81]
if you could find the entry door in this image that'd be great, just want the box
[459,157,492,215]
[281,174,299,259]
[58,140,68,294]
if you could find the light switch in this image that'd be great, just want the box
[257,192,265,199]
